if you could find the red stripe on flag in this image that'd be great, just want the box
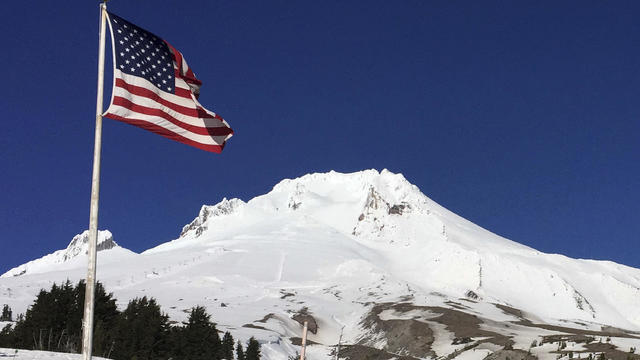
[104,113,227,153]
[114,78,216,119]
[175,86,192,98]
[166,41,202,86]
[111,96,233,136]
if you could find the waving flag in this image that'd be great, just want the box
[103,12,233,153]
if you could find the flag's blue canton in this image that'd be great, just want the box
[108,12,175,94]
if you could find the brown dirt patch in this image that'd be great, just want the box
[292,307,319,334]
[290,337,319,346]
[525,322,640,339]
[339,344,419,360]
[583,343,640,360]
[242,323,267,330]
[494,304,527,320]
[256,313,276,323]
[359,303,435,358]
[358,302,514,358]
[483,349,537,360]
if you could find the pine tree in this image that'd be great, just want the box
[111,296,171,360]
[179,306,221,360]
[4,280,119,353]
[220,331,235,359]
[73,281,119,357]
[0,324,14,348]
[10,280,78,351]
[236,340,246,360]
[246,337,261,360]
[0,304,11,322]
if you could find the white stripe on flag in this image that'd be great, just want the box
[106,104,230,145]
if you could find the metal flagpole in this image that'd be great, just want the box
[82,2,107,359]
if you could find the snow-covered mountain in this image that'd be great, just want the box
[1,170,639,360]
[1,230,136,278]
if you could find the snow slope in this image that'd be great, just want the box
[1,230,136,278]
[1,170,639,360]
[0,348,110,360]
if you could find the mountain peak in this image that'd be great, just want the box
[3,169,640,360]
[63,230,117,261]
[1,230,132,278]
[180,198,246,239]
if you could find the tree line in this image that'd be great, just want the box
[0,280,260,360]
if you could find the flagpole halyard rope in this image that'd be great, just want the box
[81,3,107,359]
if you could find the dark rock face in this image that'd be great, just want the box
[180,206,212,238]
[292,307,318,334]
[466,290,480,300]
[388,204,405,215]
[180,199,242,238]
[96,238,117,252]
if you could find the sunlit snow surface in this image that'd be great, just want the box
[1,170,640,359]
[0,348,109,359]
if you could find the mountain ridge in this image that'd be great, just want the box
[1,169,639,360]
[1,230,135,278]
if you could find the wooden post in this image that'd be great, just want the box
[299,321,308,360]
[81,2,107,359]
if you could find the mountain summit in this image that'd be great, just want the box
[1,230,135,278]
[1,170,639,359]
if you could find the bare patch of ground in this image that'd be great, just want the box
[527,322,639,339]
[583,343,640,360]
[359,303,435,358]
[255,313,276,323]
[242,323,267,330]
[338,344,419,360]
[446,300,471,310]
[494,304,527,320]
[355,302,514,359]
[483,349,537,360]
[393,303,512,348]
[304,301,639,360]
[292,307,318,334]
[290,337,319,346]
[494,303,640,340]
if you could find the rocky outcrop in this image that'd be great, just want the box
[180,198,244,238]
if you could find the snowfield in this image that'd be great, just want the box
[1,169,639,359]
[0,348,110,359]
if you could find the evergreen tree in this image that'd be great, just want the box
[179,306,221,360]
[0,304,12,321]
[236,340,245,360]
[73,281,119,357]
[0,324,14,348]
[11,280,77,351]
[166,325,186,360]
[6,280,118,353]
[220,331,235,359]
[111,296,171,360]
[246,337,261,360]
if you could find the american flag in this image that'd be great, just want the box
[103,12,233,153]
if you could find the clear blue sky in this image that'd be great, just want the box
[1,1,638,273]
